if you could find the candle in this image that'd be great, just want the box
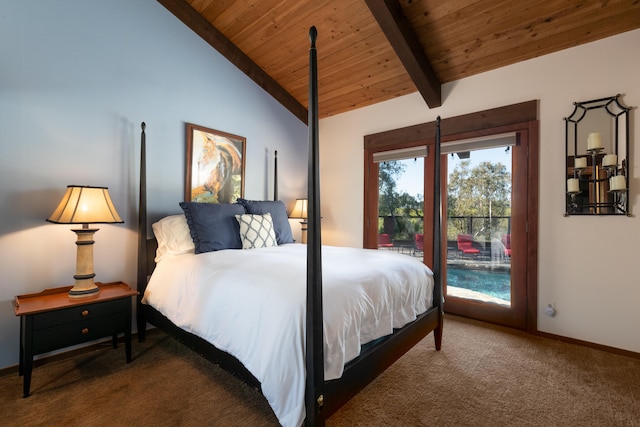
[587,132,602,150]
[567,178,580,193]
[574,157,587,169]
[602,154,617,167]
[610,175,626,191]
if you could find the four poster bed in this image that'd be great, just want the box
[136,27,443,426]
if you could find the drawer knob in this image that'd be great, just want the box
[82,328,89,335]
[81,310,89,317]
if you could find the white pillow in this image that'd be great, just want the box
[235,213,278,249]
[152,214,195,262]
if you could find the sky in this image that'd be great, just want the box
[394,146,513,198]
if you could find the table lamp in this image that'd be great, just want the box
[47,185,123,297]
[289,198,308,244]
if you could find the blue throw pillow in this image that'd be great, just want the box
[236,198,294,244]
[179,202,246,253]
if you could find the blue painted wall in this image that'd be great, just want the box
[0,0,308,369]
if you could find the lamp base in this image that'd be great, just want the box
[68,285,100,298]
[68,227,101,298]
[300,220,308,244]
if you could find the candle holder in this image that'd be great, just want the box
[608,182,627,214]
[564,192,581,217]
[564,95,632,217]
[566,145,626,215]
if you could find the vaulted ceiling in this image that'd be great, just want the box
[159,0,640,122]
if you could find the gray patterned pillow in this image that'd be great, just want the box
[235,213,278,249]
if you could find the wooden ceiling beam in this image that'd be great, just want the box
[157,0,308,124]
[365,0,442,109]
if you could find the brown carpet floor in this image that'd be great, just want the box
[1,315,639,426]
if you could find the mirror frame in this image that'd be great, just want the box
[564,94,631,216]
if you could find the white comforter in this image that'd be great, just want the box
[143,244,433,427]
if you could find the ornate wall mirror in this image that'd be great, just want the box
[564,95,631,216]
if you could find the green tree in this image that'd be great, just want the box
[378,160,405,217]
[448,160,511,241]
[378,161,423,237]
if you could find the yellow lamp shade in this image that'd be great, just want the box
[289,198,308,220]
[47,185,123,225]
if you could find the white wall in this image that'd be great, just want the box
[319,29,640,353]
[0,0,307,369]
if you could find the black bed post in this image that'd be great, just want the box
[305,26,325,427]
[433,116,443,350]
[137,122,148,342]
[274,150,278,201]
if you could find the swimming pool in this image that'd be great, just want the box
[446,265,511,302]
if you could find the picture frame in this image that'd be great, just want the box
[185,123,246,203]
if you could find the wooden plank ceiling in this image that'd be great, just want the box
[160,0,640,122]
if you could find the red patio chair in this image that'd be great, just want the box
[502,234,511,257]
[413,233,424,255]
[457,234,480,257]
[377,233,394,249]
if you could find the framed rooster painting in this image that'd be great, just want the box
[185,123,246,203]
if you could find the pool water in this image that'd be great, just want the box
[446,266,511,301]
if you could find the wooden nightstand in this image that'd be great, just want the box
[14,281,138,397]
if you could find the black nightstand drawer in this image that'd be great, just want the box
[32,312,127,354]
[32,299,128,330]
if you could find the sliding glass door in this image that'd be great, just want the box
[442,132,529,329]
[363,104,538,332]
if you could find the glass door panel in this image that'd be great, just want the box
[446,146,512,306]
[377,158,424,258]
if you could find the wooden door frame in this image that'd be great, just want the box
[441,122,532,330]
[364,101,539,333]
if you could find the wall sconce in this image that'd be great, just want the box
[564,95,632,216]
[47,185,123,297]
[289,198,308,244]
